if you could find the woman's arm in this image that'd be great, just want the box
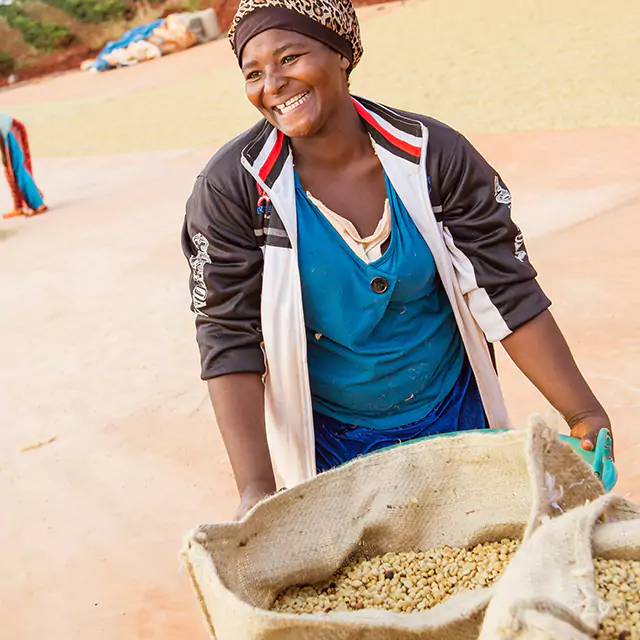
[501,309,612,451]
[433,131,612,447]
[183,170,274,519]
[208,374,276,519]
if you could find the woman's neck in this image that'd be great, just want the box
[290,97,371,172]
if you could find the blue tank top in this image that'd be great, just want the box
[296,171,464,429]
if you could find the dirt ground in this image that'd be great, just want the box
[1,0,639,638]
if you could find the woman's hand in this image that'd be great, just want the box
[568,411,614,456]
[234,482,275,521]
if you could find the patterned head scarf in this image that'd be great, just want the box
[229,0,363,70]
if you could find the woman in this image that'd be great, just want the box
[182,0,612,519]
[1,111,47,219]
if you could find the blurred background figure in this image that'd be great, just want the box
[1,110,47,219]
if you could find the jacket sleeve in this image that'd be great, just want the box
[182,174,265,380]
[438,133,551,342]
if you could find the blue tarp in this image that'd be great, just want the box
[92,19,164,72]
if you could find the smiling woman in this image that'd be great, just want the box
[182,0,613,520]
[241,30,350,139]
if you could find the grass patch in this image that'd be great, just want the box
[0,2,74,51]
[42,0,131,24]
[0,50,16,75]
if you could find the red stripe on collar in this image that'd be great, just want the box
[258,130,285,182]
[352,99,421,159]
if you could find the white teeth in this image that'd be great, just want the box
[284,94,303,107]
[275,92,309,115]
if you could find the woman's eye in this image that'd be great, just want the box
[246,71,261,81]
[282,54,299,65]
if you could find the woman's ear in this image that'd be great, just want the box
[340,55,350,71]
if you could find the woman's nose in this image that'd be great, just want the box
[263,68,286,96]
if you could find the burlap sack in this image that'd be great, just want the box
[182,424,605,639]
[479,493,640,639]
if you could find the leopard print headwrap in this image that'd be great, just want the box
[229,0,363,69]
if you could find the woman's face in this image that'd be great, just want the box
[241,29,350,138]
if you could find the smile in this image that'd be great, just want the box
[273,92,310,115]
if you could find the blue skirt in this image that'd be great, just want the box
[314,358,488,473]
